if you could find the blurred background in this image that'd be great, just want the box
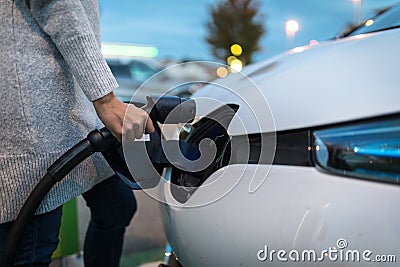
[99,0,398,61]
[99,0,399,103]
[52,1,400,266]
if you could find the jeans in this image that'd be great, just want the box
[0,175,136,267]
[82,175,137,267]
[0,206,62,267]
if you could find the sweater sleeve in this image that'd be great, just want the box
[28,0,118,101]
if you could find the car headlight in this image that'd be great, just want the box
[313,115,400,183]
[169,112,400,203]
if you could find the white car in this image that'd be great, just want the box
[153,5,400,267]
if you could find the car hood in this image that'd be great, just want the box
[193,28,400,135]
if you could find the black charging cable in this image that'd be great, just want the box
[0,96,197,266]
[0,128,118,267]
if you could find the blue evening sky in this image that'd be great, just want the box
[99,0,399,62]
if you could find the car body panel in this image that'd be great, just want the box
[161,165,400,267]
[193,29,400,135]
[158,20,400,267]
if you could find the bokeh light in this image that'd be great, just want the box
[286,20,299,33]
[230,58,243,72]
[216,67,228,78]
[227,55,237,65]
[230,44,243,56]
[365,19,374,27]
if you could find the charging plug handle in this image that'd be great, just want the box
[146,96,196,124]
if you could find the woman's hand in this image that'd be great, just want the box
[93,92,155,142]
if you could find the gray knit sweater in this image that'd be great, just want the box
[0,0,117,223]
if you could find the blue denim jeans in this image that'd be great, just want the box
[0,206,62,267]
[0,175,135,267]
[82,175,137,267]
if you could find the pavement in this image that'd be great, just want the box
[50,190,167,267]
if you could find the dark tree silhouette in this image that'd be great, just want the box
[205,0,265,65]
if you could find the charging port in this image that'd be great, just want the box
[169,104,239,203]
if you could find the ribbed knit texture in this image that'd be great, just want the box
[0,0,117,223]
[58,34,119,101]
[0,150,110,223]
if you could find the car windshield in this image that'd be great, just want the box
[346,3,400,36]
